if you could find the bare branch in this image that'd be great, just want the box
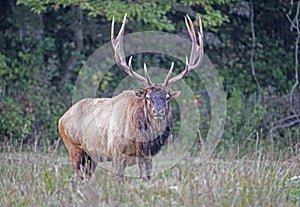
[270,117,300,133]
[271,114,300,126]
[272,0,300,135]
[249,0,261,94]
[287,0,300,123]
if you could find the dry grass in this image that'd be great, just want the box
[0,146,300,207]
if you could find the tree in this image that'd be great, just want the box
[0,0,229,144]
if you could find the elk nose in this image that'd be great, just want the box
[152,108,165,116]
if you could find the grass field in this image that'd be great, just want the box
[1,144,300,206]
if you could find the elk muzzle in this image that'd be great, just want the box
[151,107,166,119]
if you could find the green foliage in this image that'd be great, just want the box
[208,0,295,95]
[17,0,229,30]
[0,30,67,143]
[0,0,299,151]
[222,88,267,151]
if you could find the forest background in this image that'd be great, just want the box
[1,0,300,155]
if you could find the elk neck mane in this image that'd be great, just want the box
[130,95,172,157]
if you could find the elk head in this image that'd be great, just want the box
[111,14,204,119]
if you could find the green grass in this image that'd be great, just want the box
[0,146,300,206]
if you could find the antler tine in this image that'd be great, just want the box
[166,15,204,85]
[186,15,198,66]
[111,14,151,86]
[199,15,203,36]
[144,63,153,86]
[163,62,174,86]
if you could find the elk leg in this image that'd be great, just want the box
[59,122,82,178]
[63,140,84,179]
[81,151,97,179]
[59,127,96,179]
[145,158,153,180]
[112,155,125,182]
[63,143,97,180]
[138,159,144,179]
[138,157,152,180]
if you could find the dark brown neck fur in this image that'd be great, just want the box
[132,97,173,157]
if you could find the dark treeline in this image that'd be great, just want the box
[0,0,299,152]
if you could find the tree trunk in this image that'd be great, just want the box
[60,6,84,84]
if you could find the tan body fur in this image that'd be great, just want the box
[59,90,171,181]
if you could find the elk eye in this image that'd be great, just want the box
[145,94,150,100]
[166,93,170,100]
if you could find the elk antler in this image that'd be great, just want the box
[111,14,153,86]
[163,15,204,86]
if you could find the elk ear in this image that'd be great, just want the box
[169,90,181,99]
[134,89,146,97]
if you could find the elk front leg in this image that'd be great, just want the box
[112,154,126,182]
[138,157,153,180]
[145,158,153,180]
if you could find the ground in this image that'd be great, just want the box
[0,146,300,206]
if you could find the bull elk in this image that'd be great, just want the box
[58,14,203,182]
